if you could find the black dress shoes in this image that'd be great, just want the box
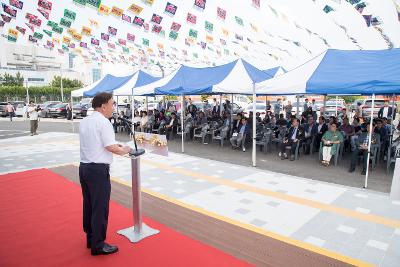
[361,169,366,175]
[91,243,119,256]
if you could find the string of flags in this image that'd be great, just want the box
[0,0,397,69]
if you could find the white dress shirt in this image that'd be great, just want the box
[79,111,117,164]
[382,107,389,118]
[27,106,38,120]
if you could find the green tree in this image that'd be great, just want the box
[51,76,83,88]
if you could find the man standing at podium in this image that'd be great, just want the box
[79,92,131,256]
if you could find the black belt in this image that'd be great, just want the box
[80,162,110,167]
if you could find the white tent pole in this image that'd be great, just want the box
[219,94,223,116]
[131,88,135,139]
[296,95,300,118]
[252,83,256,167]
[181,94,185,153]
[70,93,74,133]
[391,94,395,136]
[335,96,338,117]
[323,95,327,117]
[364,93,375,188]
[146,96,148,111]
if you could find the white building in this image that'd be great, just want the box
[0,40,101,86]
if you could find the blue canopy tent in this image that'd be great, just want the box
[82,74,134,97]
[113,71,161,96]
[134,59,284,166]
[256,48,400,188]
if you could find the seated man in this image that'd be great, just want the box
[279,118,304,161]
[230,118,249,152]
[321,122,343,166]
[276,114,287,127]
[349,122,378,175]
[303,116,318,154]
[315,116,328,151]
[164,112,178,140]
[339,117,355,151]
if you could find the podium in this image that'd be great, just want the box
[117,148,160,243]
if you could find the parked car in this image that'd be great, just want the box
[72,102,90,118]
[231,102,244,115]
[47,103,68,118]
[362,99,385,118]
[13,101,26,117]
[323,102,346,117]
[39,101,61,117]
[350,99,363,112]
[243,103,267,119]
[0,102,8,117]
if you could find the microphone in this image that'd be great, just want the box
[120,117,145,156]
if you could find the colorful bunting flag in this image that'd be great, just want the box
[91,38,100,45]
[37,8,49,19]
[47,40,54,48]
[171,22,181,31]
[34,32,43,39]
[142,38,149,46]
[165,2,177,16]
[101,33,109,41]
[252,0,260,8]
[187,13,197,24]
[1,14,12,23]
[235,16,244,26]
[62,36,71,44]
[60,18,72,28]
[151,13,163,24]
[2,3,17,17]
[16,26,26,35]
[98,4,111,15]
[67,28,76,35]
[323,5,334,13]
[43,29,52,36]
[82,26,92,35]
[51,27,63,36]
[29,16,42,27]
[169,31,178,40]
[152,24,162,34]
[73,0,86,6]
[9,0,24,9]
[127,33,135,42]
[122,14,132,23]
[7,34,17,42]
[189,29,198,39]
[0,21,5,27]
[111,6,123,17]
[194,0,206,10]
[108,26,117,35]
[143,0,155,5]
[38,0,52,11]
[8,28,18,37]
[217,7,226,20]
[362,15,372,26]
[72,32,82,41]
[133,16,144,27]
[64,9,76,21]
[128,4,143,14]
[205,21,213,32]
[25,22,34,32]
[28,35,37,42]
[80,42,87,48]
[118,39,126,45]
[87,0,101,9]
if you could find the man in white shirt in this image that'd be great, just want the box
[79,92,131,256]
[378,100,396,120]
[27,101,39,135]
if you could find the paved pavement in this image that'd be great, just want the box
[0,118,394,193]
[1,131,399,266]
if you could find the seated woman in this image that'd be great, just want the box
[321,122,343,166]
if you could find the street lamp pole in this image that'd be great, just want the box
[60,64,64,102]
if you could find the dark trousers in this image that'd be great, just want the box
[280,139,297,155]
[79,163,111,249]
[350,148,368,170]
[30,120,38,134]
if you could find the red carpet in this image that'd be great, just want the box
[0,169,252,267]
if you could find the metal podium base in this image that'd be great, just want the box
[117,223,160,243]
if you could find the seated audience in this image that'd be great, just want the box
[321,122,343,166]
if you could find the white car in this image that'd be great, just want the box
[243,103,267,119]
[362,99,385,118]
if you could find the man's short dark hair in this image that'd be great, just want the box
[92,92,113,109]
[29,101,34,104]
